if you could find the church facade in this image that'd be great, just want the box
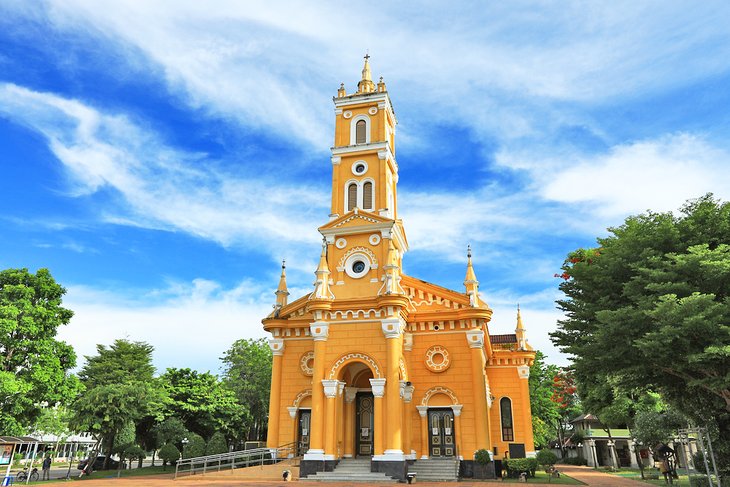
[262,57,536,480]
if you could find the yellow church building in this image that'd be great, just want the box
[262,56,536,481]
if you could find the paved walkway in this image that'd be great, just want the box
[558,465,649,486]
[25,466,653,487]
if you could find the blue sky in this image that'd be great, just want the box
[2,1,730,373]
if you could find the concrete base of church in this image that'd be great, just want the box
[372,459,408,481]
[299,459,339,478]
[459,460,497,479]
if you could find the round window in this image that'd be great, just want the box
[344,253,371,279]
[351,160,368,176]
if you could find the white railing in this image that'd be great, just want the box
[174,442,296,479]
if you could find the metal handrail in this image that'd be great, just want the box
[174,442,297,479]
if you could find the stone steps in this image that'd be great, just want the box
[408,458,460,481]
[303,458,397,483]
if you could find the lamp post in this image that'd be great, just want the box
[181,438,189,459]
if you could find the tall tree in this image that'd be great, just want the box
[0,268,80,434]
[528,351,561,449]
[71,339,166,468]
[551,194,730,476]
[550,369,581,457]
[159,368,247,441]
[221,338,272,441]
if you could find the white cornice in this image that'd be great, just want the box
[331,141,388,155]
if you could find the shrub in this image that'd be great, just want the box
[158,443,180,469]
[560,457,588,466]
[536,449,558,467]
[689,475,712,487]
[474,449,492,464]
[504,458,538,478]
[182,433,206,459]
[206,432,228,456]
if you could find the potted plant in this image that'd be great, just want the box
[474,449,493,479]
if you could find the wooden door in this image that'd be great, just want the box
[355,393,374,456]
[428,408,455,457]
[297,410,311,456]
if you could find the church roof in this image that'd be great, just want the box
[489,333,518,344]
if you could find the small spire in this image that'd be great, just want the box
[310,238,334,301]
[464,244,480,306]
[515,304,530,351]
[379,239,404,295]
[358,52,375,93]
[274,259,289,311]
[337,82,346,97]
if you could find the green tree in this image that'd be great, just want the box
[71,339,166,469]
[528,351,561,449]
[205,431,228,455]
[221,338,272,442]
[551,194,730,476]
[160,368,246,441]
[182,433,206,459]
[551,369,581,458]
[158,443,180,469]
[633,409,685,453]
[153,417,189,446]
[0,268,80,434]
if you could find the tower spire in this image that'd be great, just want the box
[274,259,289,309]
[310,239,334,301]
[358,52,375,93]
[515,304,530,350]
[464,244,480,307]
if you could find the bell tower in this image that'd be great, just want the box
[329,54,398,220]
[318,55,407,298]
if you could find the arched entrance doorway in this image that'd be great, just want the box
[343,362,374,457]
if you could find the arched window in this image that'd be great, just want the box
[362,181,373,210]
[347,183,358,211]
[500,397,514,441]
[355,120,367,144]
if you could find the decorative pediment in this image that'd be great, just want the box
[318,209,394,232]
[401,275,471,311]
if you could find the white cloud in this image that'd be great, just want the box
[540,133,730,220]
[59,279,272,373]
[5,1,730,150]
[0,82,327,269]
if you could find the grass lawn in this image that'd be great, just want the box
[15,466,171,484]
[502,470,585,484]
[605,467,705,486]
[77,466,171,479]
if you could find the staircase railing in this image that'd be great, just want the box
[174,442,297,479]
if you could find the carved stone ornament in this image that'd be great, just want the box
[300,351,315,376]
[425,345,451,372]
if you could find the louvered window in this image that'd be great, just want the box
[355,120,366,144]
[362,181,373,209]
[347,183,358,211]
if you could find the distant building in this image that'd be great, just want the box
[261,56,536,481]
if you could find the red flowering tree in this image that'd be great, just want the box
[550,370,581,458]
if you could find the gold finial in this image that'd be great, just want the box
[467,244,472,259]
[282,259,286,270]
[358,52,375,93]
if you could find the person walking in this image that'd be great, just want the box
[42,455,52,481]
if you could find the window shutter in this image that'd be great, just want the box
[362,182,373,209]
[347,183,358,211]
[355,120,366,144]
